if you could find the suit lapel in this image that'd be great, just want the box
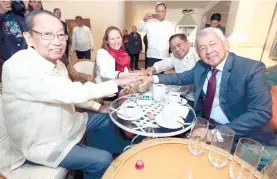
[195,65,209,106]
[220,53,234,103]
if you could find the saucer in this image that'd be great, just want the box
[155,104,190,129]
[117,106,144,121]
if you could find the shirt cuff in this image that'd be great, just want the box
[153,75,159,83]
[153,64,160,74]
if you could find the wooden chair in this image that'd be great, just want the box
[67,52,103,104]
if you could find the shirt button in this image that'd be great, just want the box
[17,44,20,46]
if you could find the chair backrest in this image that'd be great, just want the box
[270,86,277,132]
[74,61,95,76]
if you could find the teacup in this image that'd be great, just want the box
[124,103,137,118]
[153,84,166,101]
[168,92,181,104]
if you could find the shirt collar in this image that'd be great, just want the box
[27,46,56,71]
[213,52,228,72]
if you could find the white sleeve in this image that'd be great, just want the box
[96,49,120,80]
[153,75,159,83]
[3,65,118,104]
[137,20,148,32]
[169,21,175,36]
[87,27,94,49]
[153,57,174,74]
[72,29,76,50]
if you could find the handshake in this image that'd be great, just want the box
[115,67,156,91]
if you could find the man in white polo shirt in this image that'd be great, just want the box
[144,33,197,75]
[137,2,175,69]
[72,16,94,59]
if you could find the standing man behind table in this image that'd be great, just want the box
[137,2,175,68]
[72,16,94,59]
[53,8,69,59]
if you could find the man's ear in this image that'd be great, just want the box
[23,32,33,47]
[223,40,229,51]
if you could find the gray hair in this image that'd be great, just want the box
[25,10,60,35]
[195,27,227,53]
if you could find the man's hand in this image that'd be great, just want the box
[119,67,146,78]
[98,104,109,113]
[139,75,154,89]
[0,172,7,179]
[145,67,156,76]
[115,76,142,87]
[143,12,153,22]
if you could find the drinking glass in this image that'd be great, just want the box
[229,138,264,179]
[188,117,209,155]
[208,126,235,168]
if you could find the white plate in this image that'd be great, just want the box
[155,113,184,129]
[117,106,144,121]
[155,104,190,129]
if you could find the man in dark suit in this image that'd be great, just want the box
[142,27,277,147]
[127,25,142,70]
[54,8,69,58]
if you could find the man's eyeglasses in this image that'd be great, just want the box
[170,42,184,52]
[29,29,68,41]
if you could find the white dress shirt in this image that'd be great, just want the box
[203,54,229,124]
[72,25,94,51]
[137,19,175,59]
[153,50,197,74]
[1,47,118,169]
[95,49,120,83]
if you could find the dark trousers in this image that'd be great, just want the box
[129,53,140,70]
[146,57,163,68]
[76,49,91,59]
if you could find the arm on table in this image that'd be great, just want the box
[153,57,174,74]
[2,63,118,104]
[157,68,194,86]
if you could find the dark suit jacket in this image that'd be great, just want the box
[158,52,276,146]
[127,32,142,55]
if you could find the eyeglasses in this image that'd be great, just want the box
[170,42,184,52]
[29,29,68,41]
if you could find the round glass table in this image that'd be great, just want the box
[109,92,196,150]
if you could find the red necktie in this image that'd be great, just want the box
[204,68,219,120]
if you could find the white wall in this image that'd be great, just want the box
[41,1,125,60]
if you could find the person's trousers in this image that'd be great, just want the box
[129,53,140,70]
[58,112,130,179]
[76,49,92,59]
